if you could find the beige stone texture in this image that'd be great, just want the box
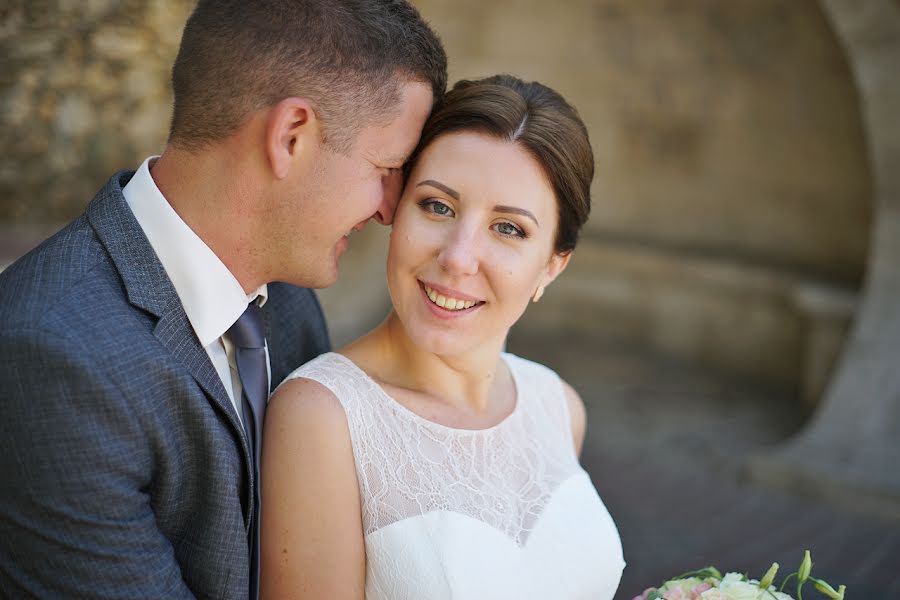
[522,241,804,387]
[750,0,900,516]
[0,0,193,221]
[0,1,879,405]
[412,0,872,282]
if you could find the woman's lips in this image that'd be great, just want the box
[419,280,485,315]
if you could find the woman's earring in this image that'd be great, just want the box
[532,287,544,303]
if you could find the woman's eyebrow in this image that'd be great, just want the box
[415,180,539,226]
[416,179,460,200]
[495,205,539,227]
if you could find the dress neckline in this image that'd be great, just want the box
[327,351,523,434]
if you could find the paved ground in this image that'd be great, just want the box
[508,330,900,600]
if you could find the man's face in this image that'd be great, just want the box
[271,81,433,288]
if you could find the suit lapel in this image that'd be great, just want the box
[86,172,254,520]
[152,306,243,440]
[263,302,274,394]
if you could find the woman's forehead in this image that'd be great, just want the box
[411,132,554,202]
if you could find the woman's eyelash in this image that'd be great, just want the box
[417,199,528,239]
[493,221,527,238]
[417,198,454,217]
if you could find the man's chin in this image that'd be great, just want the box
[279,262,339,290]
[317,270,340,289]
[305,270,339,290]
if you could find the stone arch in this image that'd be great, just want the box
[752,0,900,518]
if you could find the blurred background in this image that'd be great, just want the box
[2,0,898,596]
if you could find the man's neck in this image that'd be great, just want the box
[151,145,268,294]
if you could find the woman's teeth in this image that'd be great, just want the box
[423,285,478,311]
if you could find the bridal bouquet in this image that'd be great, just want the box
[633,551,846,600]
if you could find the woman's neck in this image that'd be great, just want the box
[345,312,508,415]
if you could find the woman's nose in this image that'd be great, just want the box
[436,228,480,276]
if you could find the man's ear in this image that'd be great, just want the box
[265,97,319,180]
[532,251,572,303]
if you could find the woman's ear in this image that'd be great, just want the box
[265,97,319,180]
[532,251,572,303]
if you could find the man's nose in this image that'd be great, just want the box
[374,169,403,225]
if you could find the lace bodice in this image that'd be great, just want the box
[282,352,624,599]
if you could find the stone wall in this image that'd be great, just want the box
[409,0,872,395]
[412,0,871,283]
[749,0,900,520]
[0,0,193,222]
[0,1,877,398]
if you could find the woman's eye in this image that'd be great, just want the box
[418,199,455,217]
[493,221,526,238]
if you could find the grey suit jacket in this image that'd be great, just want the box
[0,171,330,599]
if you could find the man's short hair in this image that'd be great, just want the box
[169,0,447,153]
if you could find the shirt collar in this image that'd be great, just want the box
[123,156,268,347]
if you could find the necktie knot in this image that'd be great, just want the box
[228,302,265,349]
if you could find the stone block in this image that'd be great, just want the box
[518,236,857,399]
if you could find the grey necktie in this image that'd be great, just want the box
[227,301,268,600]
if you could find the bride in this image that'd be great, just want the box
[260,74,624,600]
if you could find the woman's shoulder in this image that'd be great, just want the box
[502,351,563,388]
[503,352,586,455]
[268,374,348,436]
[277,351,372,404]
[270,355,351,430]
[279,351,348,384]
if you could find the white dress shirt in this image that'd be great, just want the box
[123,156,270,426]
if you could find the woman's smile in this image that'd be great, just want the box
[418,280,485,318]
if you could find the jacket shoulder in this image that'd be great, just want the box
[266,282,332,387]
[0,216,110,327]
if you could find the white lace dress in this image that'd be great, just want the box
[282,352,624,599]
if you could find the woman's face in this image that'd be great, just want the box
[387,131,570,357]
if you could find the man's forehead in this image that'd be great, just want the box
[362,81,433,161]
[362,129,420,165]
[380,151,412,165]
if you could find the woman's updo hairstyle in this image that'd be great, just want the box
[405,74,593,254]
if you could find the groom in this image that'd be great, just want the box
[0,1,445,598]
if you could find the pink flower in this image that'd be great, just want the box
[663,588,685,600]
[633,588,657,600]
[690,583,713,599]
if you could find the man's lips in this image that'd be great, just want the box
[335,235,349,256]
[336,221,369,254]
